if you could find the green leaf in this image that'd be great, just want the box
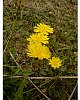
[40,69,47,75]
[14,79,27,100]
[9,47,16,55]
[60,66,67,72]
[21,70,33,76]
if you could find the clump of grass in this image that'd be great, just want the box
[3,0,77,100]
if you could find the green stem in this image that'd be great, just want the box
[21,8,23,20]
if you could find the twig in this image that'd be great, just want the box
[68,82,77,100]
[3,65,20,67]
[9,51,19,66]
[3,75,78,79]
[8,51,23,75]
[28,79,51,100]
[23,79,52,94]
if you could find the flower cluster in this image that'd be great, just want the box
[27,23,62,69]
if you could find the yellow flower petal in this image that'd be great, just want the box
[34,23,54,35]
[27,33,49,44]
[49,57,62,69]
[27,43,51,59]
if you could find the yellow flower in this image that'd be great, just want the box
[49,57,62,69]
[27,33,49,44]
[34,23,54,35]
[27,43,51,59]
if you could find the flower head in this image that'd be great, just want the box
[27,33,49,44]
[49,57,62,69]
[27,43,51,59]
[34,23,54,35]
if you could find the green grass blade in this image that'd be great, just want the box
[14,79,27,100]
